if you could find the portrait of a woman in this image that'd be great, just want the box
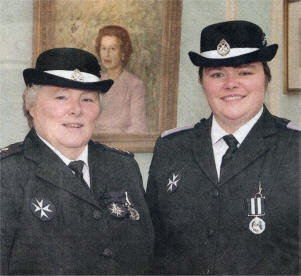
[95,25,147,133]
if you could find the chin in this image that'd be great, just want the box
[223,108,247,118]
[62,138,89,149]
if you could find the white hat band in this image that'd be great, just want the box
[45,70,100,82]
[200,48,259,59]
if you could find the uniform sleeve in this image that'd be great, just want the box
[145,138,168,273]
[0,158,23,274]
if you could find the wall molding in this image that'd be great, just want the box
[225,0,238,20]
[268,0,282,115]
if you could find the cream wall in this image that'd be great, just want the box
[1,0,300,189]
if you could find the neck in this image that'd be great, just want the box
[214,107,264,134]
[106,67,123,81]
[215,118,245,134]
[59,147,85,160]
[37,132,86,161]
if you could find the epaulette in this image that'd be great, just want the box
[0,142,23,160]
[286,121,301,131]
[92,141,134,157]
[273,115,301,131]
[194,118,208,129]
[161,125,194,138]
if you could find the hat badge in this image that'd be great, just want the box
[217,39,230,56]
[71,69,84,82]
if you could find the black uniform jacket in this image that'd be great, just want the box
[0,129,154,275]
[146,107,300,275]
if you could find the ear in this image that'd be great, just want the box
[29,105,36,118]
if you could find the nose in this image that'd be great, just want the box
[69,98,82,116]
[104,48,110,57]
[224,74,239,90]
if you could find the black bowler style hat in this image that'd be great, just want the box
[23,48,113,93]
[188,20,278,68]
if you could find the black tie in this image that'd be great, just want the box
[68,160,87,186]
[220,134,239,178]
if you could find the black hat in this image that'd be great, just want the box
[189,20,278,68]
[23,48,113,93]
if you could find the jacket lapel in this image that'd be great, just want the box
[24,130,100,208]
[219,107,278,186]
[88,142,109,203]
[192,117,219,185]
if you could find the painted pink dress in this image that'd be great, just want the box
[95,70,147,133]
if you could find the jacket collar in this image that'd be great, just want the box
[23,129,100,208]
[192,106,279,186]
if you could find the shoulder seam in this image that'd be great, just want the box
[286,121,301,131]
[161,125,194,138]
[0,142,23,160]
[92,141,134,157]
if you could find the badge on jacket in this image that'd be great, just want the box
[167,173,180,193]
[105,190,140,220]
[247,182,266,234]
[166,168,183,193]
[31,197,56,221]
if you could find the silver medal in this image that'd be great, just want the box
[247,182,266,234]
[127,206,140,221]
[125,191,140,220]
[249,217,265,234]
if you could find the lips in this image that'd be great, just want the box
[63,123,83,128]
[221,95,245,102]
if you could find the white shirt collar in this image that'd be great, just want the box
[37,134,89,166]
[211,106,263,145]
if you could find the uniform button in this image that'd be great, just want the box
[208,229,214,237]
[206,268,210,274]
[212,189,219,198]
[102,248,113,257]
[93,209,102,220]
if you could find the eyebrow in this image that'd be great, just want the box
[204,63,257,72]
[237,64,256,69]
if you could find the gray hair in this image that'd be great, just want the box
[22,85,104,128]
[22,85,41,128]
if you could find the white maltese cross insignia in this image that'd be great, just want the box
[31,198,56,221]
[166,173,180,193]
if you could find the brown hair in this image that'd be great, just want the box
[198,62,271,87]
[95,25,133,67]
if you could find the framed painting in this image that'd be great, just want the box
[32,0,182,152]
[283,0,301,93]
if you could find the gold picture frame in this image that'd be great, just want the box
[32,0,182,152]
[283,0,301,93]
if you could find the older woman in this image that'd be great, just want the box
[0,48,154,275]
[94,25,147,133]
